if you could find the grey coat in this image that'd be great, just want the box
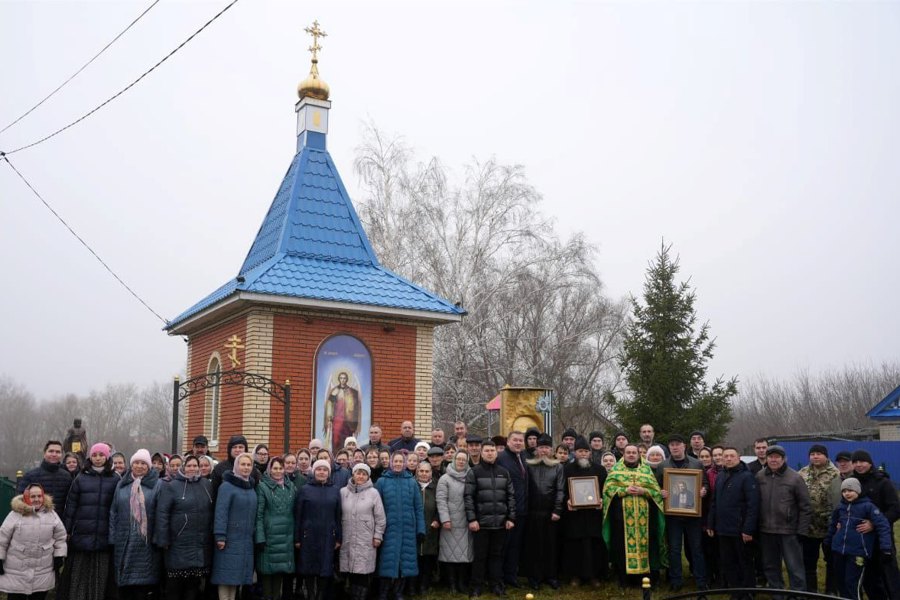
[436,463,473,563]
[339,479,386,574]
[756,464,812,536]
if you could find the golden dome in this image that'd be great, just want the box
[298,58,330,101]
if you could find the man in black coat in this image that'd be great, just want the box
[17,440,72,517]
[497,430,529,588]
[852,449,900,599]
[388,420,420,452]
[560,436,608,586]
[524,434,564,589]
[707,446,759,595]
[211,434,260,493]
[464,440,516,597]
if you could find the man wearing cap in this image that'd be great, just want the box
[427,446,445,479]
[852,449,900,598]
[687,431,706,459]
[192,435,212,457]
[211,434,261,492]
[562,436,609,586]
[497,431,529,587]
[834,450,853,481]
[467,436,483,466]
[523,434,564,590]
[589,432,605,467]
[561,428,578,456]
[491,436,507,453]
[612,432,629,461]
[524,427,540,459]
[797,444,840,594]
[658,434,709,592]
[756,444,811,593]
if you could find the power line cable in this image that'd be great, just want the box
[1,153,169,325]
[3,0,241,156]
[0,0,161,136]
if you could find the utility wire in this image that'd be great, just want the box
[3,0,241,156]
[0,0,161,136]
[1,153,169,325]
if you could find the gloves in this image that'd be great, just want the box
[54,556,64,570]
[255,542,266,553]
[0,559,4,575]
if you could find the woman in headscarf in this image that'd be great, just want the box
[109,449,162,599]
[295,459,342,600]
[154,454,214,600]
[0,483,67,599]
[60,442,119,600]
[340,463,386,600]
[254,444,271,474]
[375,451,424,600]
[211,453,257,600]
[198,455,215,481]
[645,445,667,481]
[255,456,297,600]
[414,461,440,595]
[600,451,617,473]
[436,450,472,594]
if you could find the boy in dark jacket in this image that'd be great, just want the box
[825,477,893,599]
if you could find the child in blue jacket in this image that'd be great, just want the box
[824,477,894,599]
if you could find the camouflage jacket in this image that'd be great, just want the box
[798,461,841,538]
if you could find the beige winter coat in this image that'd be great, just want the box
[0,494,67,595]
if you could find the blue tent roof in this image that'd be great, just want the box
[866,385,900,421]
[167,135,464,331]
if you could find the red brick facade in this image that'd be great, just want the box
[183,307,419,458]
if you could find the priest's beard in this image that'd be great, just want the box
[576,458,591,469]
[624,458,640,469]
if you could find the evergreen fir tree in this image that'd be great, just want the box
[616,243,737,443]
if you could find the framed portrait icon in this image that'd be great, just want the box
[663,468,702,517]
[568,476,602,509]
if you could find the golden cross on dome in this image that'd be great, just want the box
[304,20,327,62]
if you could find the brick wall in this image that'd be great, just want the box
[185,315,247,458]
[271,310,418,453]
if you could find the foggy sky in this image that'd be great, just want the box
[1,1,898,400]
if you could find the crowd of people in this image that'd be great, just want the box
[1,421,899,600]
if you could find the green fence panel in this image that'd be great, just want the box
[0,477,16,523]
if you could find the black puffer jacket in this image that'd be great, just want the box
[154,470,214,571]
[464,460,516,529]
[526,457,564,516]
[855,468,900,524]
[64,462,120,551]
[17,460,73,517]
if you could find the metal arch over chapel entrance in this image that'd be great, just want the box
[171,370,292,454]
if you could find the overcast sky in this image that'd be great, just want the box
[1,1,898,400]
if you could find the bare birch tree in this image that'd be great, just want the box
[354,124,627,435]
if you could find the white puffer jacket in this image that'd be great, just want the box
[0,494,67,595]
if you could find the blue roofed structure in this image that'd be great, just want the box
[866,385,900,421]
[166,70,464,335]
